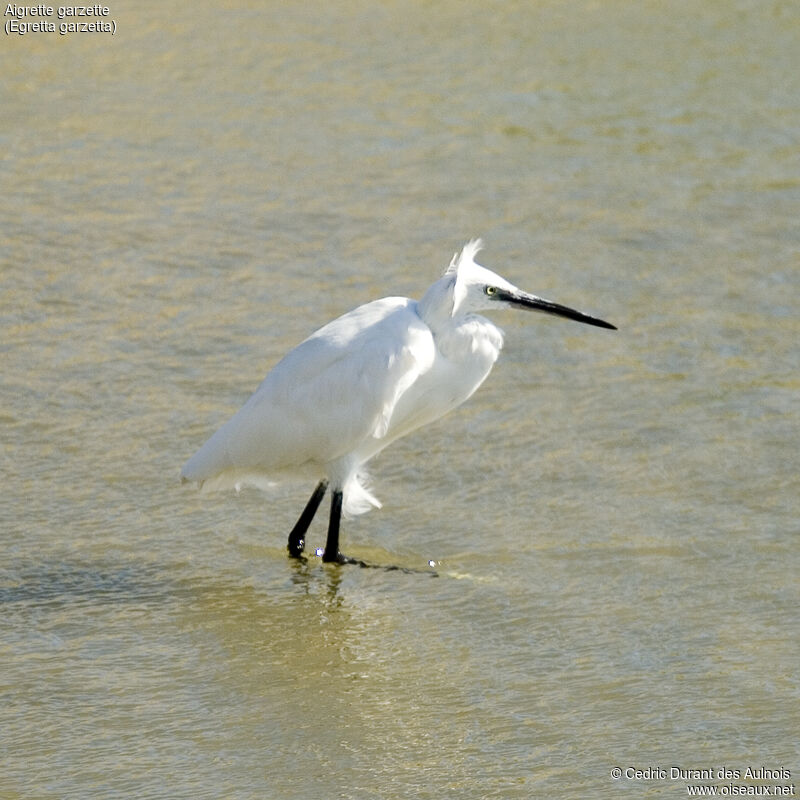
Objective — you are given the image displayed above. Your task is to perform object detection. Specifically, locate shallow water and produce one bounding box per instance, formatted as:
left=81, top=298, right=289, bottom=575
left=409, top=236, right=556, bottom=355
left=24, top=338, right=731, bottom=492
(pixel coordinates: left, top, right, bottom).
left=2, top=1, right=798, bottom=798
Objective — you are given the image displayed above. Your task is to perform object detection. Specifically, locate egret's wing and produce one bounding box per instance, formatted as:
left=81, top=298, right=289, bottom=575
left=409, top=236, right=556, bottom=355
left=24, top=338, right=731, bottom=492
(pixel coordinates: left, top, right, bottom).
left=181, top=297, right=435, bottom=487
left=371, top=317, right=434, bottom=439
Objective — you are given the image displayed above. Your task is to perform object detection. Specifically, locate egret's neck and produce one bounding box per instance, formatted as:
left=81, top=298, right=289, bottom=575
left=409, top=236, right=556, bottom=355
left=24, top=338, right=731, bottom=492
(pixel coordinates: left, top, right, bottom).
left=417, top=275, right=456, bottom=334
left=417, top=277, right=504, bottom=365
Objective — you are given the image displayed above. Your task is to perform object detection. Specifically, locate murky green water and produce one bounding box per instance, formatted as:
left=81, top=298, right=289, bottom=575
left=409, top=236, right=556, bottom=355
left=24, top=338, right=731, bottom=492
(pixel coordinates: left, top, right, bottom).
left=2, top=1, right=798, bottom=798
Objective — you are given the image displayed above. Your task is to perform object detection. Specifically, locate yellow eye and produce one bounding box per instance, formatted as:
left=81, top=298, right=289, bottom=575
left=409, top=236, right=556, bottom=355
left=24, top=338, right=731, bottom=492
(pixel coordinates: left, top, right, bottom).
left=485, top=286, right=497, bottom=296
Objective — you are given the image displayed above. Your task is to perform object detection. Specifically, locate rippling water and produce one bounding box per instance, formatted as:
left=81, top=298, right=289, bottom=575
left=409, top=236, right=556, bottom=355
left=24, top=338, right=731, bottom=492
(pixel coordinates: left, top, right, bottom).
left=2, top=1, right=798, bottom=798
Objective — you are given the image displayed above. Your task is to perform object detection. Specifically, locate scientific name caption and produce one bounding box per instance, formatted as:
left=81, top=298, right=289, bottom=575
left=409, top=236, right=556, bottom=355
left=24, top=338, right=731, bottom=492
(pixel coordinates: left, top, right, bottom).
left=611, top=766, right=795, bottom=797
left=5, top=4, right=116, bottom=36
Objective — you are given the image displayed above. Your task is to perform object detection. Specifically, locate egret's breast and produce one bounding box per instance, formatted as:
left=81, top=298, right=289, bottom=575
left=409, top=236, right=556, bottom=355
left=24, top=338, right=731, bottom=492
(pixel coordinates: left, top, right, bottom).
left=358, top=314, right=504, bottom=458
left=438, top=315, right=504, bottom=366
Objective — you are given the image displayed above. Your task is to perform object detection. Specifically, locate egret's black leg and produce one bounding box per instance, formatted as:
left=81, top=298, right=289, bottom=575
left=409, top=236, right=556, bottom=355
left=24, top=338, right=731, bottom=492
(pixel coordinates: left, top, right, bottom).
left=322, top=489, right=345, bottom=563
left=321, top=491, right=368, bottom=565
left=287, top=480, right=328, bottom=558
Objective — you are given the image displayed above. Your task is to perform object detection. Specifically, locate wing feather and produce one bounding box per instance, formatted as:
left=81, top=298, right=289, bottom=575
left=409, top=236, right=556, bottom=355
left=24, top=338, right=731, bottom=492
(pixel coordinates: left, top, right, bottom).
left=181, top=297, right=435, bottom=488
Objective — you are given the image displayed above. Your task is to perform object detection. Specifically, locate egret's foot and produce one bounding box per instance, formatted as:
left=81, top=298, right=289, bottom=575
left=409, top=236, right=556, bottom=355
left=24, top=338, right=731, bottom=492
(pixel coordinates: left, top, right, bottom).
left=287, top=537, right=305, bottom=559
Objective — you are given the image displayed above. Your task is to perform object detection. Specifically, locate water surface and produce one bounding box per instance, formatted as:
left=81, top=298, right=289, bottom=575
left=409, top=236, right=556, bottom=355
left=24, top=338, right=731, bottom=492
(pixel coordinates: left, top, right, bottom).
left=2, top=1, right=798, bottom=797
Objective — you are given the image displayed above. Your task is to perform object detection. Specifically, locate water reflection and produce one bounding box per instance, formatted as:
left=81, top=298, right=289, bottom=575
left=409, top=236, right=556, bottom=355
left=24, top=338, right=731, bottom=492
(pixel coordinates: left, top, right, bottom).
left=287, top=554, right=347, bottom=607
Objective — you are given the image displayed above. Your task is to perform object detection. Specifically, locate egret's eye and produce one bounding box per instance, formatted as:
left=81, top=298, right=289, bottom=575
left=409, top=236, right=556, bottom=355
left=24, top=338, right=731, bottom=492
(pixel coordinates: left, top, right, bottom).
left=485, top=286, right=498, bottom=296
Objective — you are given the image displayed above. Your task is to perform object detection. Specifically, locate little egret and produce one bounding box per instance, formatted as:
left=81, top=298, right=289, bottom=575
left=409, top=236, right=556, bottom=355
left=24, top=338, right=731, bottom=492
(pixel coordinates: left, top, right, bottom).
left=181, top=240, right=616, bottom=564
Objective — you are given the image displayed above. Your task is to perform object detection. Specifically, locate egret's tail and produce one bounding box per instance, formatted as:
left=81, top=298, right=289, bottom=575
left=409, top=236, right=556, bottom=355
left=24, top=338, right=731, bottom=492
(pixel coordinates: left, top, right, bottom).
left=180, top=467, right=278, bottom=494
left=181, top=461, right=380, bottom=518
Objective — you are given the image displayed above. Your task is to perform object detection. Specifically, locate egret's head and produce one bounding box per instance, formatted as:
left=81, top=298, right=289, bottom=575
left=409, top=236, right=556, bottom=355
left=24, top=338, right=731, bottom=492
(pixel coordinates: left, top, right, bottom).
left=447, top=239, right=616, bottom=329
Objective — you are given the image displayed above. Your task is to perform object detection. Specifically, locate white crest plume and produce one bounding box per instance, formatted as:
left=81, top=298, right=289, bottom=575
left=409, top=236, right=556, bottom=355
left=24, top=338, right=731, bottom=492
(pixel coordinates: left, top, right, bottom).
left=445, top=238, right=484, bottom=275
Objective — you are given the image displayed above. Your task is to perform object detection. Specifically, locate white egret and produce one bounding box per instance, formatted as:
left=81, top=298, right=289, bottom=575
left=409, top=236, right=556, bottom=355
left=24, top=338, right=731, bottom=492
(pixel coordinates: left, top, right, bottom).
left=181, top=240, right=616, bottom=564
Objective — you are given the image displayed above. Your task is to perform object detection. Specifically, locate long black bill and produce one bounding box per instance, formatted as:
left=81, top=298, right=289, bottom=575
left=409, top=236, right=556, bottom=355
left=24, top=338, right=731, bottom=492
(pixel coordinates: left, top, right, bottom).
left=499, top=289, right=617, bottom=330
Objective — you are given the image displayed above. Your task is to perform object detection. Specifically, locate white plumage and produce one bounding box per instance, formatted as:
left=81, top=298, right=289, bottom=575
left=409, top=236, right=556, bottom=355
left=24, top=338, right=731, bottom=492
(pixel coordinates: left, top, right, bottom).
left=181, top=239, right=615, bottom=563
